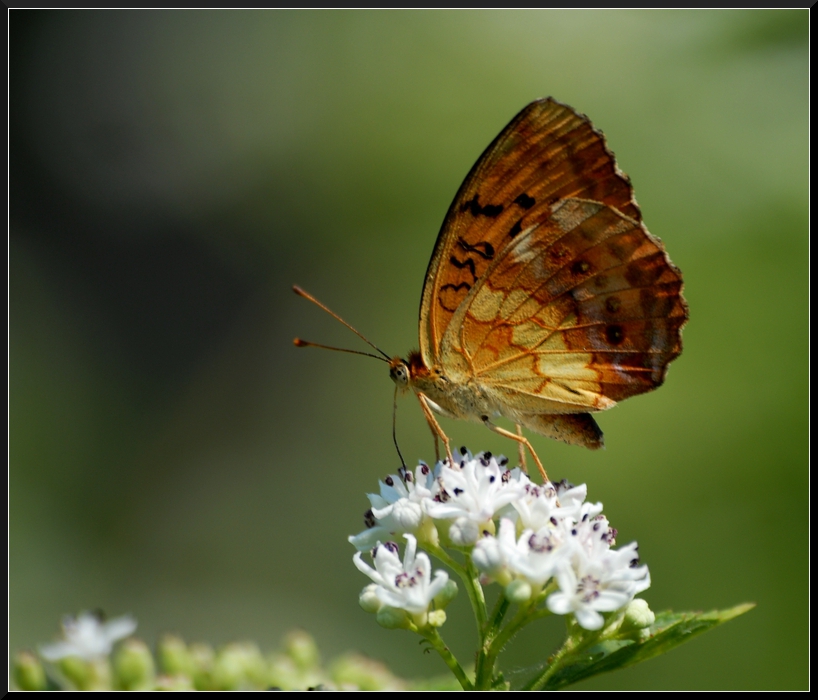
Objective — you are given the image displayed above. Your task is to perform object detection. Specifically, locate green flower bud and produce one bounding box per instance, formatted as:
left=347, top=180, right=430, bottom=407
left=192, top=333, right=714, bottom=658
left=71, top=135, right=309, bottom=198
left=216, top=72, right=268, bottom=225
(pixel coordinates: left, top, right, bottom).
left=375, top=606, right=411, bottom=630
left=211, top=642, right=267, bottom=689
left=267, top=653, right=297, bottom=690
left=157, top=634, right=194, bottom=677
left=113, top=638, right=155, bottom=690
left=284, top=630, right=320, bottom=671
left=58, top=656, right=111, bottom=691
left=416, top=518, right=440, bottom=548
left=238, top=642, right=269, bottom=689
left=617, top=599, right=656, bottom=639
left=268, top=651, right=324, bottom=690
left=427, top=609, right=447, bottom=628
left=211, top=643, right=247, bottom=691
left=13, top=651, right=47, bottom=691
left=188, top=642, right=216, bottom=691
left=359, top=584, right=382, bottom=614
left=505, top=579, right=533, bottom=604
left=433, top=579, right=458, bottom=609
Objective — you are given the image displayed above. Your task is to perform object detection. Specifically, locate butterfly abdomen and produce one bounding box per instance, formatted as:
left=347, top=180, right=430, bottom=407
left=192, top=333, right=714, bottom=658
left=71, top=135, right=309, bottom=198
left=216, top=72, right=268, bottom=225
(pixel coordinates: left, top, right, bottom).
left=517, top=413, right=605, bottom=450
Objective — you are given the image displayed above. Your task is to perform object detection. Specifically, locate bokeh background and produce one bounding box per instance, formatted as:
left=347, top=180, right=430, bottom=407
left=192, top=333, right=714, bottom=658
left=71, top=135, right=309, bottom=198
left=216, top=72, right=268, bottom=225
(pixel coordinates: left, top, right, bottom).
left=10, top=10, right=807, bottom=690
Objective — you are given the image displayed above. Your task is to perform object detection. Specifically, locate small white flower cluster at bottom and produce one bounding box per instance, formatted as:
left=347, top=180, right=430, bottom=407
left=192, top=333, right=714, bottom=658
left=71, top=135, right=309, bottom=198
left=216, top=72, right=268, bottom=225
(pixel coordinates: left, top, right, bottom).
left=350, top=449, right=650, bottom=631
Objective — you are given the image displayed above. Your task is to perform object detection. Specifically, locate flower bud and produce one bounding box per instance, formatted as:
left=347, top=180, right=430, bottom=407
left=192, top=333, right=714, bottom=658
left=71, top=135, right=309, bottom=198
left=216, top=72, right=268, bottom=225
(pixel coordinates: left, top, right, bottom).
left=113, top=638, right=155, bottom=690
left=617, top=599, right=656, bottom=639
left=427, top=610, right=447, bottom=628
left=58, top=656, right=111, bottom=691
left=375, top=606, right=411, bottom=630
left=433, top=579, right=458, bottom=609
left=359, top=584, right=383, bottom=614
left=188, top=642, right=216, bottom=690
left=449, top=517, right=479, bottom=546
left=211, top=643, right=248, bottom=690
left=284, top=630, right=320, bottom=671
left=416, top=518, right=440, bottom=548
left=13, top=651, right=47, bottom=691
left=267, top=653, right=300, bottom=690
left=505, top=579, right=533, bottom=604
left=157, top=634, right=194, bottom=676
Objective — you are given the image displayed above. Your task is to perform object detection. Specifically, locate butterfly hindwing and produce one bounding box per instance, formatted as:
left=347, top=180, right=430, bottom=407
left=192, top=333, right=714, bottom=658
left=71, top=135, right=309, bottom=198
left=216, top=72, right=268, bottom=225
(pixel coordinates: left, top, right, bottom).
left=438, top=198, right=686, bottom=412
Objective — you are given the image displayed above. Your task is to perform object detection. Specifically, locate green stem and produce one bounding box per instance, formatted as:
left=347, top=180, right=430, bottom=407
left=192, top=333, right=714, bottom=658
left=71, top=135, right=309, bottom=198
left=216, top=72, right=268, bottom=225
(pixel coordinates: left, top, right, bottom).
left=523, top=623, right=604, bottom=691
left=478, top=605, right=536, bottom=688
left=477, top=586, right=559, bottom=690
left=487, top=594, right=511, bottom=634
left=419, top=628, right=473, bottom=691
left=520, top=639, right=574, bottom=691
left=473, top=595, right=511, bottom=689
left=463, top=556, right=488, bottom=630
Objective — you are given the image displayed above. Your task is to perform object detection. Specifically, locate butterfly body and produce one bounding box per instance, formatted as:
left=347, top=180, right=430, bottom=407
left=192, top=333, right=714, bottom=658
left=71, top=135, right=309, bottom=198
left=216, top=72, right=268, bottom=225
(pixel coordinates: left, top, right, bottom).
left=393, top=322, right=606, bottom=456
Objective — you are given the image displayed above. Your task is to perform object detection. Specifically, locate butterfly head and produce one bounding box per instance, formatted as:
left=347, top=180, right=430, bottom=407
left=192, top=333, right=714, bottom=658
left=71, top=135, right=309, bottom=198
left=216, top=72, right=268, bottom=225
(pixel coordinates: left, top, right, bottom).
left=388, top=357, right=411, bottom=391
left=390, top=351, right=433, bottom=393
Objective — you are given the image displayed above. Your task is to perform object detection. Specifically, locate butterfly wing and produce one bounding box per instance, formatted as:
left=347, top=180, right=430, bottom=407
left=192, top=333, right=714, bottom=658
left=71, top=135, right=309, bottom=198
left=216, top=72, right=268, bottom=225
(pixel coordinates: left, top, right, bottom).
left=438, top=197, right=686, bottom=414
left=419, top=97, right=642, bottom=367
left=420, top=98, right=687, bottom=417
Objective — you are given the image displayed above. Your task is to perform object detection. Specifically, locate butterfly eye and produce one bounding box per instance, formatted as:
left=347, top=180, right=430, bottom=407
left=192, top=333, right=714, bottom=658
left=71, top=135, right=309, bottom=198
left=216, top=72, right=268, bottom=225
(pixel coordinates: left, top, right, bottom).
left=389, top=363, right=409, bottom=386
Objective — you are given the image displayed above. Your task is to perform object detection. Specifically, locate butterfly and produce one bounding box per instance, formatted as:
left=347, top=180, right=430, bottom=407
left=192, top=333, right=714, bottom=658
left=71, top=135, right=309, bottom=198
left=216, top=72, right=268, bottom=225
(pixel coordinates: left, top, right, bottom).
left=295, top=97, right=687, bottom=481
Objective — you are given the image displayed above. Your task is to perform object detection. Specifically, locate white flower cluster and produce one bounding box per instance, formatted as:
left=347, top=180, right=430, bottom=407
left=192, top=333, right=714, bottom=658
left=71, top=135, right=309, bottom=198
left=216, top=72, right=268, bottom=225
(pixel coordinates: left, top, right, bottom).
left=350, top=450, right=650, bottom=630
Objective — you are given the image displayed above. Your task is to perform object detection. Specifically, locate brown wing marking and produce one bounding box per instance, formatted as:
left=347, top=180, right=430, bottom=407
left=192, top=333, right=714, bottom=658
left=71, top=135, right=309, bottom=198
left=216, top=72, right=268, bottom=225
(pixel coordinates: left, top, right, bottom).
left=420, top=97, right=641, bottom=367
left=440, top=198, right=686, bottom=412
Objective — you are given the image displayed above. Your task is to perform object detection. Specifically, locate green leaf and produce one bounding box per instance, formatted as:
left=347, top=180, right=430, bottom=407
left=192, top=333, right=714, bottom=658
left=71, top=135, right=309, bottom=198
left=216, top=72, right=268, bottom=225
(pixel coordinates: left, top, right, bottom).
left=518, top=603, right=755, bottom=691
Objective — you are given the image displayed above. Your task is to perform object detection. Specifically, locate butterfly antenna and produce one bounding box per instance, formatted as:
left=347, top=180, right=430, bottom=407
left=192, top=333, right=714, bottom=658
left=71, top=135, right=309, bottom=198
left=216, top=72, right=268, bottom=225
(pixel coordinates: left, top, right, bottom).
left=393, top=386, right=407, bottom=471
left=293, top=285, right=391, bottom=360
left=293, top=338, right=388, bottom=362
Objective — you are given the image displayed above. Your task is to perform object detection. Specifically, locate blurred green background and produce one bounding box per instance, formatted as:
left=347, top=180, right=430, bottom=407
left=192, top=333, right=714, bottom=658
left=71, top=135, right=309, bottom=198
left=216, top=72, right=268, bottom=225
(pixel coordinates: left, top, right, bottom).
left=10, top=10, right=807, bottom=690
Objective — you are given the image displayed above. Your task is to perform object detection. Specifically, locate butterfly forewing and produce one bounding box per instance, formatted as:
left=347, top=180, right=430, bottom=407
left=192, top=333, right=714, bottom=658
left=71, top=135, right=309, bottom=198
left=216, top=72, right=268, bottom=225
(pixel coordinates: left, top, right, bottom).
left=420, top=97, right=644, bottom=367
left=424, top=117, right=687, bottom=413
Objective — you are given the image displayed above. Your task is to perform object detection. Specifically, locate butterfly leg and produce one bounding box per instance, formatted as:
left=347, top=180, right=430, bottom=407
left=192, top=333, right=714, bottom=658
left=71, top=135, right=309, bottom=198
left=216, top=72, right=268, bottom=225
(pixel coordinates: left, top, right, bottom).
left=515, top=424, right=527, bottom=471
left=482, top=417, right=549, bottom=483
left=417, top=393, right=454, bottom=465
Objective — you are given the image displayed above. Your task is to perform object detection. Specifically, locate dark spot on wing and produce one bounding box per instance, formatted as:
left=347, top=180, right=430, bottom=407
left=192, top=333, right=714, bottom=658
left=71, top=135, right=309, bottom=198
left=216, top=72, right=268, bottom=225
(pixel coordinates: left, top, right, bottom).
left=514, top=193, right=536, bottom=210
left=605, top=324, right=625, bottom=345
left=508, top=219, right=523, bottom=239
left=571, top=260, right=591, bottom=276
left=460, top=194, right=503, bottom=218
left=605, top=296, right=621, bottom=314
left=449, top=255, right=477, bottom=282
left=457, top=237, right=495, bottom=260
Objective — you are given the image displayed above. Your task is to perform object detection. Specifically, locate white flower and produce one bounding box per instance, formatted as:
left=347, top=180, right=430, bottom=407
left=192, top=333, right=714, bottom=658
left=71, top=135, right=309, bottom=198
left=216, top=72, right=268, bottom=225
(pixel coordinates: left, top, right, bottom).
left=353, top=535, right=449, bottom=619
left=424, top=452, right=526, bottom=533
left=349, top=463, right=438, bottom=552
left=448, top=516, right=480, bottom=546
left=491, top=514, right=572, bottom=588
left=510, top=479, right=590, bottom=532
left=546, top=542, right=650, bottom=631
left=472, top=528, right=508, bottom=583
left=39, top=612, right=137, bottom=661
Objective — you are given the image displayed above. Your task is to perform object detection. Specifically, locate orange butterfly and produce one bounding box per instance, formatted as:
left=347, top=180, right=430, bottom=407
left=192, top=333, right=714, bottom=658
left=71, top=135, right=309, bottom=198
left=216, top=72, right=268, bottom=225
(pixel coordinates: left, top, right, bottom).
left=295, top=97, right=687, bottom=481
